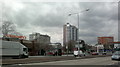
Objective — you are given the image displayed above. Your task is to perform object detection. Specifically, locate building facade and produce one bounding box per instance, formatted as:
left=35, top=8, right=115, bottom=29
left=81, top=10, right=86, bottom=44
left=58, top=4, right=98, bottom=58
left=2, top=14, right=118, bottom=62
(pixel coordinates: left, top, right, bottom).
left=29, top=33, right=40, bottom=41
left=29, top=33, right=51, bottom=55
left=63, top=23, right=78, bottom=52
left=29, top=33, right=50, bottom=45
left=98, top=37, right=114, bottom=49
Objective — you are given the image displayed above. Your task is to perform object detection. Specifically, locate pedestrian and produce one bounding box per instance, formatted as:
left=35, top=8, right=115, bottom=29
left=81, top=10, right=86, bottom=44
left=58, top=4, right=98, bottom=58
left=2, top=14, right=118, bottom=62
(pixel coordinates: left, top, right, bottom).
left=55, top=51, right=58, bottom=56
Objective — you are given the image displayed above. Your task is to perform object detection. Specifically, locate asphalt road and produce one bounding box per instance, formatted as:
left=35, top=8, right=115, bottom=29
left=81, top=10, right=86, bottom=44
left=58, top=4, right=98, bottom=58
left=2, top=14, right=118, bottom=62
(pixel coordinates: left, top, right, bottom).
left=19, top=56, right=119, bottom=65
left=2, top=56, right=120, bottom=67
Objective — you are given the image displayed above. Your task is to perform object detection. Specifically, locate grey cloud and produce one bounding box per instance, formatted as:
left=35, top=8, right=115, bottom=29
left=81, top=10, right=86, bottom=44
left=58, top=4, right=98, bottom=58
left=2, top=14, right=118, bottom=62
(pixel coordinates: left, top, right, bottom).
left=76, top=2, right=118, bottom=44
left=3, top=2, right=118, bottom=44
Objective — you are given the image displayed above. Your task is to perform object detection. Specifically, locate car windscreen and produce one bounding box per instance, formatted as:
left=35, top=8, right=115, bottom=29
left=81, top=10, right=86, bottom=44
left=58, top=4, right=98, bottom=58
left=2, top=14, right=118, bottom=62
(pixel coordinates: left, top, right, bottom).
left=114, top=51, right=120, bottom=55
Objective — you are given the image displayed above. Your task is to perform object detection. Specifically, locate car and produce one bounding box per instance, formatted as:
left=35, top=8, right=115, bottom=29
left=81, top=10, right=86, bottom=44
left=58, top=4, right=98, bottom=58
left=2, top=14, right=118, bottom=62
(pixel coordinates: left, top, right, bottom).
left=92, top=52, right=99, bottom=55
left=74, top=50, right=85, bottom=57
left=46, top=51, right=54, bottom=56
left=102, top=52, right=107, bottom=55
left=111, top=51, right=120, bottom=60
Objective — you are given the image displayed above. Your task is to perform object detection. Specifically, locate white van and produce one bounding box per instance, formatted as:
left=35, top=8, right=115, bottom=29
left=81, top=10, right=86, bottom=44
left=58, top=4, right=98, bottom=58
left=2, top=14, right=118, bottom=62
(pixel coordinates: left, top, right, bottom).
left=74, top=49, right=85, bottom=57
left=0, top=40, right=28, bottom=58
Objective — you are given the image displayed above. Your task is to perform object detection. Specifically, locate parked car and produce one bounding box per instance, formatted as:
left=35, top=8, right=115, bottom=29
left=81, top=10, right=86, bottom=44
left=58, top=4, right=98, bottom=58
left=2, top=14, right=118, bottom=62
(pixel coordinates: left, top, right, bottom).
left=102, top=52, right=107, bottom=55
left=74, top=50, right=85, bottom=57
left=92, top=52, right=99, bottom=55
left=111, top=51, right=120, bottom=60
left=46, top=49, right=62, bottom=56
left=46, top=51, right=54, bottom=56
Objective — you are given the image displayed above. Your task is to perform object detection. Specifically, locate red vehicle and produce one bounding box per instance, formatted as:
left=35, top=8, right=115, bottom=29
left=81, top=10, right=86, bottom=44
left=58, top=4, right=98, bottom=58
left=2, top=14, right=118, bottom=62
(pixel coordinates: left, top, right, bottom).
left=46, top=49, right=62, bottom=56
left=92, top=52, right=99, bottom=55
left=46, top=51, right=54, bottom=56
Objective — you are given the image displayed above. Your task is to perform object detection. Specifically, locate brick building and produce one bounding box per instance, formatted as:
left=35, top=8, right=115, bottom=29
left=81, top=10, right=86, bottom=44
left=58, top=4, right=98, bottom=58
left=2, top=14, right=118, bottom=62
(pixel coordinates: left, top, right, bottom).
left=98, top=37, right=114, bottom=49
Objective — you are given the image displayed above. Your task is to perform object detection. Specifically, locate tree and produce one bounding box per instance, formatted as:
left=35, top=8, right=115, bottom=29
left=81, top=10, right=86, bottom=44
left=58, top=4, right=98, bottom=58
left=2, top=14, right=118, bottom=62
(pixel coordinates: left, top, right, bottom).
left=0, top=20, right=22, bottom=36
left=1, top=20, right=15, bottom=36
left=68, top=40, right=76, bottom=52
left=79, top=40, right=86, bottom=52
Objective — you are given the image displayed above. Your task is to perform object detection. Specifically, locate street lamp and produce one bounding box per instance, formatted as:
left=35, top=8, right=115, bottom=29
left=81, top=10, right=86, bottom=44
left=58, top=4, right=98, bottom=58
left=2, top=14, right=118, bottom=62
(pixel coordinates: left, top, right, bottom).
left=68, top=9, right=90, bottom=58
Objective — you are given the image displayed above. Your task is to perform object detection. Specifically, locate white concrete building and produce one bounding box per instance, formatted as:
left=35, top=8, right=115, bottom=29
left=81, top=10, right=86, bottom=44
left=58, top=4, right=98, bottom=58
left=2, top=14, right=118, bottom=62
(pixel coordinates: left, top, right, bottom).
left=29, top=33, right=50, bottom=45
left=63, top=23, right=78, bottom=47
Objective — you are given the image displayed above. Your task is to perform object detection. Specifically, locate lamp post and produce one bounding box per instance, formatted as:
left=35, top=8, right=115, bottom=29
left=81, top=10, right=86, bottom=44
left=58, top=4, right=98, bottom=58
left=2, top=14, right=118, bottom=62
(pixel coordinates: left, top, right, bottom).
left=68, top=9, right=90, bottom=58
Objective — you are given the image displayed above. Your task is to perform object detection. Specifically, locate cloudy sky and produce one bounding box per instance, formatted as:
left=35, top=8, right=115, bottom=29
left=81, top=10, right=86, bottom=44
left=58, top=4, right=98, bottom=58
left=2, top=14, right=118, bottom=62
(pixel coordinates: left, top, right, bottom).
left=1, top=0, right=119, bottom=45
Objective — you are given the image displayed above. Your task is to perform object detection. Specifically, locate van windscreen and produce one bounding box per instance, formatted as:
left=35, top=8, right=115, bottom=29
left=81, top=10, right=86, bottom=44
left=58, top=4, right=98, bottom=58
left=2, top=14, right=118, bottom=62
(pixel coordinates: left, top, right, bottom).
left=23, top=48, right=27, bottom=52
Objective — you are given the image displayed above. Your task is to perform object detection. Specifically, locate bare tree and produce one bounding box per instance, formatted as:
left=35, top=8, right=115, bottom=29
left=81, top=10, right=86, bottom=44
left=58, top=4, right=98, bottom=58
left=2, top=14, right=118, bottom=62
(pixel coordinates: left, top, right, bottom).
left=68, top=40, right=76, bottom=52
left=0, top=20, right=15, bottom=36
left=0, top=20, right=23, bottom=37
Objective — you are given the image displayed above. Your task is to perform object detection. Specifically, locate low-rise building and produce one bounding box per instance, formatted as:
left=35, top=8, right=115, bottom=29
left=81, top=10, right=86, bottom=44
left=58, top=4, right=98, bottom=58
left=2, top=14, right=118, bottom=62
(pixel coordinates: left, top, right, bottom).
left=29, top=33, right=51, bottom=55
left=98, top=36, right=114, bottom=49
left=29, top=33, right=50, bottom=45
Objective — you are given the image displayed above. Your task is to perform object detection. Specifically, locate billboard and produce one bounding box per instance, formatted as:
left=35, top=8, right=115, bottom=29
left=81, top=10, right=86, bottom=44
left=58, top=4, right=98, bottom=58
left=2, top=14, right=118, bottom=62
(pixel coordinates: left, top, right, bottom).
left=5, top=35, right=26, bottom=39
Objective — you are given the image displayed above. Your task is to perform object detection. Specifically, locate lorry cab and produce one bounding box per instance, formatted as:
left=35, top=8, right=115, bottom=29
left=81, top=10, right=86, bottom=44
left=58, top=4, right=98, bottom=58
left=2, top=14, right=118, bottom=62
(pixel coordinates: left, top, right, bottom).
left=21, top=44, right=28, bottom=58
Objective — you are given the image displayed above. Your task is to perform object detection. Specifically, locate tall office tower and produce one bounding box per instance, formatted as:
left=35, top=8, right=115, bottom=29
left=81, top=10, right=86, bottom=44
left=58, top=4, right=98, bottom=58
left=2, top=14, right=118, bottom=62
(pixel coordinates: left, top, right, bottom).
left=63, top=23, right=78, bottom=50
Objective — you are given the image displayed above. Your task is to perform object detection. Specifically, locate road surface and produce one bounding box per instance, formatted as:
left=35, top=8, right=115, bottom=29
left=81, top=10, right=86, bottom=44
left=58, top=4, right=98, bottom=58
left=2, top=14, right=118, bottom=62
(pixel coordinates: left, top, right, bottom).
left=19, top=56, right=119, bottom=65
left=2, top=56, right=120, bottom=67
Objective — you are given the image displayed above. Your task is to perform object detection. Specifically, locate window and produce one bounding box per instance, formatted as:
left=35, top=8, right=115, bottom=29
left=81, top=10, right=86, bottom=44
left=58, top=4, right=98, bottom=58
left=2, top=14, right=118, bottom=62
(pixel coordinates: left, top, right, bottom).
left=23, top=48, right=28, bottom=52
